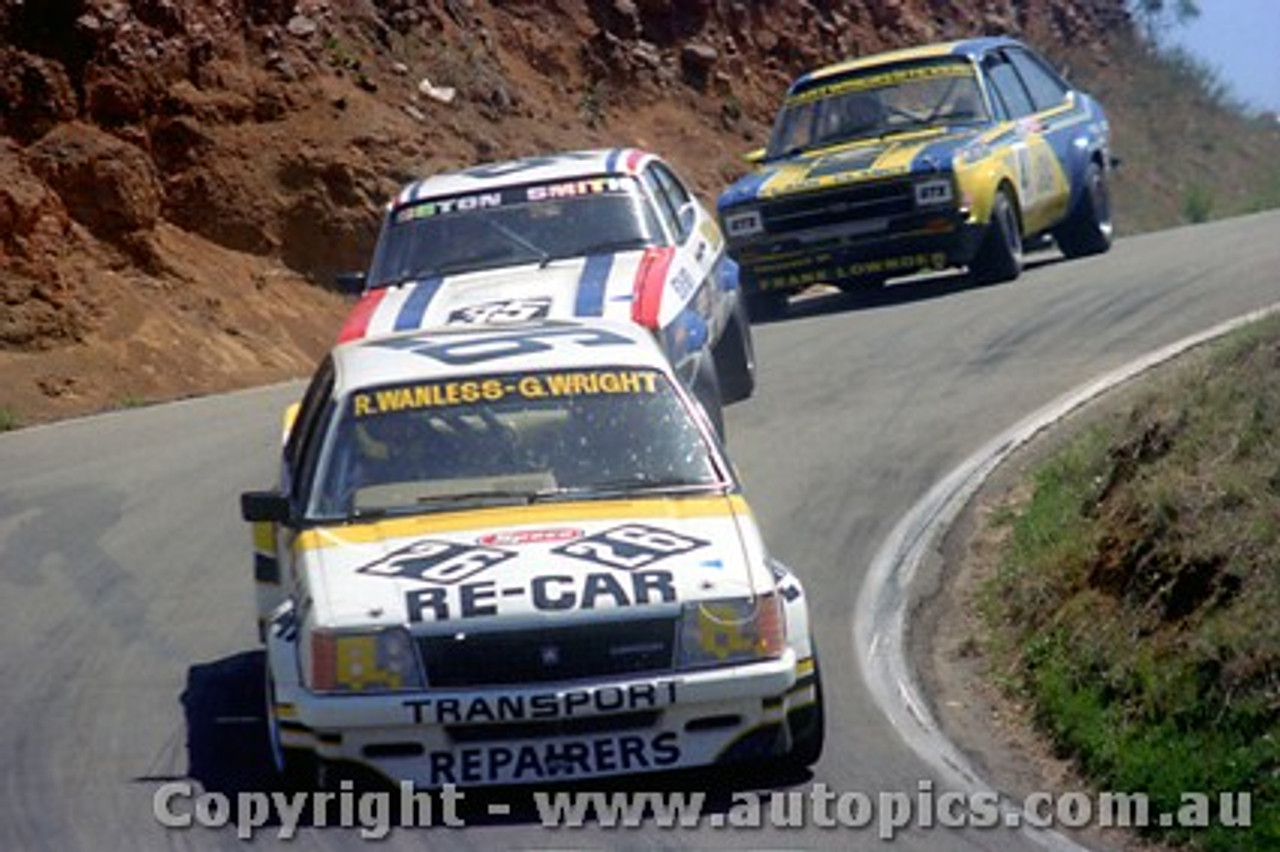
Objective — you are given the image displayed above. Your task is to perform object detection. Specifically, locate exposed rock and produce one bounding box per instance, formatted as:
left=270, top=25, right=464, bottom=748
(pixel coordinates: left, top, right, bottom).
left=680, top=41, right=717, bottom=90
left=26, top=122, right=162, bottom=242
left=0, top=51, right=79, bottom=144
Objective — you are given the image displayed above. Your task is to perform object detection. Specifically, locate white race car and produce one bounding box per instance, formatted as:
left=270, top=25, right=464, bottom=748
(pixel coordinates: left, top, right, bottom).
left=241, top=319, right=821, bottom=789
left=336, top=149, right=756, bottom=435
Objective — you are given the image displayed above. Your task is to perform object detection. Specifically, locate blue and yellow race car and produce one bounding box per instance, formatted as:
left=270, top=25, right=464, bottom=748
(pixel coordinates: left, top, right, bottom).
left=717, top=36, right=1114, bottom=318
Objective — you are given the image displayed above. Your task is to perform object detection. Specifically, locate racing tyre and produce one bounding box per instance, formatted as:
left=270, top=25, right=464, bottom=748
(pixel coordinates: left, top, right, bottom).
left=783, top=651, right=825, bottom=769
left=1053, top=160, right=1113, bottom=258
left=713, top=303, right=756, bottom=405
left=970, top=188, right=1023, bottom=286
left=745, top=289, right=788, bottom=322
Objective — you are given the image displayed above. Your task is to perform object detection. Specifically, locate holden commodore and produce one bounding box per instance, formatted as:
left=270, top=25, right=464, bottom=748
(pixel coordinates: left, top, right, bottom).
left=337, top=149, right=756, bottom=434
left=718, top=36, right=1114, bottom=318
left=240, top=319, right=822, bottom=788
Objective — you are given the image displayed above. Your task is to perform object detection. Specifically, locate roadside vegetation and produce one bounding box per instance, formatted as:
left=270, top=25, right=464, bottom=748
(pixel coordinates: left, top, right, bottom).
left=1064, top=28, right=1280, bottom=235
left=978, top=313, right=1280, bottom=851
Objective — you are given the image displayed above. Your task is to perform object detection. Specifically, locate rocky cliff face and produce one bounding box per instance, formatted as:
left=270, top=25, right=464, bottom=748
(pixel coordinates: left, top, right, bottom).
left=0, top=0, right=1130, bottom=421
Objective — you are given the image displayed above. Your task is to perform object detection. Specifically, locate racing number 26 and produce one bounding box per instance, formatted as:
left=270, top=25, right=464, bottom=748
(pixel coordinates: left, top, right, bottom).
left=557, top=524, right=704, bottom=570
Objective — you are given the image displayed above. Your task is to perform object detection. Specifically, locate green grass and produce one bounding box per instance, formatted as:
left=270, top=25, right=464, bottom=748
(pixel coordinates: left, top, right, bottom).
left=113, top=395, right=151, bottom=410
left=980, top=313, right=1280, bottom=850
left=0, top=407, right=20, bottom=432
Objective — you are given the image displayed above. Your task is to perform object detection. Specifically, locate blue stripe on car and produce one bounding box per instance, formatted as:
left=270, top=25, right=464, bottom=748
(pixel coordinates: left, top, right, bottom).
left=605, top=149, right=624, bottom=173
left=393, top=277, right=444, bottom=330
left=574, top=254, right=613, bottom=316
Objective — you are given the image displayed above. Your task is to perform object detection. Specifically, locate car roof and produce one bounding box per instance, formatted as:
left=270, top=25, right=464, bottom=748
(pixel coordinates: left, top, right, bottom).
left=392, top=148, right=661, bottom=207
left=329, top=318, right=673, bottom=395
left=789, top=36, right=1022, bottom=93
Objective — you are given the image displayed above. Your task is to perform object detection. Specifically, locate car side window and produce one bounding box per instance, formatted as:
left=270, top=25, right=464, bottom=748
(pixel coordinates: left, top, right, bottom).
left=641, top=166, right=680, bottom=242
left=284, top=356, right=335, bottom=498
left=1007, top=48, right=1070, bottom=112
left=651, top=163, right=696, bottom=244
left=983, top=53, right=1036, bottom=120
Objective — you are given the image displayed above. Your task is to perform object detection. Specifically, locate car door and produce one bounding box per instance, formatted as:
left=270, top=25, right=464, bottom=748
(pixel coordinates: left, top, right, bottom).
left=1004, top=46, right=1080, bottom=227
left=639, top=162, right=723, bottom=376
left=640, top=163, right=721, bottom=376
left=980, top=48, right=1071, bottom=235
left=254, top=358, right=336, bottom=624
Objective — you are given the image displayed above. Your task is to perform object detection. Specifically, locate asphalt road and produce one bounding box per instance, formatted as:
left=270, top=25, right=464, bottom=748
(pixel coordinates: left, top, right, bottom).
left=2, top=210, right=1278, bottom=850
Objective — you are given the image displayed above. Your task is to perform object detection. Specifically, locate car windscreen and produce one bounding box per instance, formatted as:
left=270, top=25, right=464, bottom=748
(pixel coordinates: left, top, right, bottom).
left=307, top=366, right=725, bottom=520
left=367, top=176, right=663, bottom=288
left=767, top=59, right=988, bottom=158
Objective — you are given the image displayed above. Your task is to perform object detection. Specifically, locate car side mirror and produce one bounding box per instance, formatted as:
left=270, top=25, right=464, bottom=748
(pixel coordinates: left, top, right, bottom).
left=334, top=271, right=367, bottom=295
left=241, top=490, right=292, bottom=523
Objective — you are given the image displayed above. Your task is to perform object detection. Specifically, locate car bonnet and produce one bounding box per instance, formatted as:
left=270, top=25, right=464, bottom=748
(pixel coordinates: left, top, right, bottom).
left=294, top=494, right=767, bottom=630
left=723, top=126, right=990, bottom=204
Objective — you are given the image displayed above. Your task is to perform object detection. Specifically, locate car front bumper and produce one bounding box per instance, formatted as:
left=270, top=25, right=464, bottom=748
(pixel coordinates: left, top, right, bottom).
left=268, top=630, right=817, bottom=788
left=728, top=209, right=985, bottom=292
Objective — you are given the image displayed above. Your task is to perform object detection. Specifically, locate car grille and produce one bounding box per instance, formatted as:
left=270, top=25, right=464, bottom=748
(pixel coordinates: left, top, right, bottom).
left=419, top=617, right=677, bottom=687
left=760, top=179, right=916, bottom=234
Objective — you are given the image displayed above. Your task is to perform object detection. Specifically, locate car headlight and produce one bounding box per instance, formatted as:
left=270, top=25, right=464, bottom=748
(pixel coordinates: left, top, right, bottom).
left=677, top=593, right=785, bottom=669
left=723, top=208, right=764, bottom=239
left=914, top=178, right=955, bottom=207
left=307, top=627, right=424, bottom=693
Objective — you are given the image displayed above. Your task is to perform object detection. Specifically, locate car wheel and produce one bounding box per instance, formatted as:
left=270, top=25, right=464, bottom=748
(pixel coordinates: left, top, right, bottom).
left=745, top=289, right=788, bottom=322
left=970, top=187, right=1023, bottom=285
left=1054, top=160, right=1113, bottom=258
left=782, top=651, right=825, bottom=769
left=713, top=303, right=756, bottom=405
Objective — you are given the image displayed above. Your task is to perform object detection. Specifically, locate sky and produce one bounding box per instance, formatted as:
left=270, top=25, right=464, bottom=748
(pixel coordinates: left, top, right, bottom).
left=1163, top=0, right=1280, bottom=115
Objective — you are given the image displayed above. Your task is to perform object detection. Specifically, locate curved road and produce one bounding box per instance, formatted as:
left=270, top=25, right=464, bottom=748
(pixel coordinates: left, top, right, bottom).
left=2, top=210, right=1278, bottom=850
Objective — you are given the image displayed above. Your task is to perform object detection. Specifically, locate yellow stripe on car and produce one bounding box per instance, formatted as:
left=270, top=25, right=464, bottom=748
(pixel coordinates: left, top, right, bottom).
left=296, top=495, right=751, bottom=551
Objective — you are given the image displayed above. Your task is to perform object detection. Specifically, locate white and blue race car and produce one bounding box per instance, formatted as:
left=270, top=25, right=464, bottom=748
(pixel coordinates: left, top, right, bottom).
left=338, top=149, right=756, bottom=434
left=242, top=319, right=822, bottom=789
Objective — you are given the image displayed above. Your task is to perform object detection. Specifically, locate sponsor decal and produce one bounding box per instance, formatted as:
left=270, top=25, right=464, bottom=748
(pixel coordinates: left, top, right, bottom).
left=393, top=176, right=635, bottom=224
left=526, top=177, right=631, bottom=200
left=395, top=192, right=503, bottom=222
left=350, top=369, right=660, bottom=417
left=791, top=62, right=974, bottom=105
left=759, top=252, right=948, bottom=289
left=477, top=528, right=583, bottom=547
left=357, top=539, right=516, bottom=585
left=403, top=679, right=678, bottom=724
left=446, top=297, right=552, bottom=326
left=423, top=732, right=680, bottom=785
left=670, top=267, right=697, bottom=301
left=404, top=569, right=678, bottom=621
left=553, top=524, right=708, bottom=570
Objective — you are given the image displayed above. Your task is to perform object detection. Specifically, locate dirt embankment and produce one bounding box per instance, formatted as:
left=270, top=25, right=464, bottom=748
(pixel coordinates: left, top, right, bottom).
left=0, top=0, right=1130, bottom=424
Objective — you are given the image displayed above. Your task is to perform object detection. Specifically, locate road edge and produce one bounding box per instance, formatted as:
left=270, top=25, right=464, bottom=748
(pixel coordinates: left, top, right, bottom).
left=853, top=301, right=1280, bottom=851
